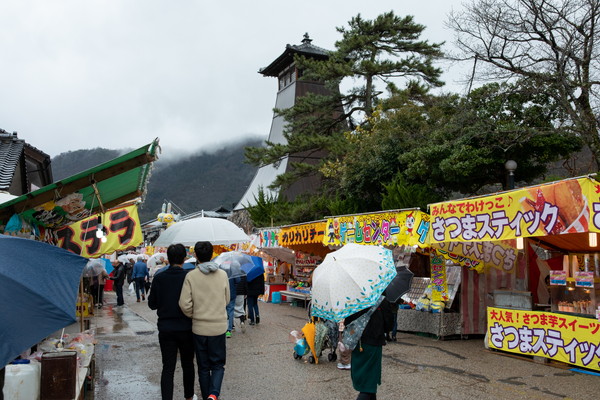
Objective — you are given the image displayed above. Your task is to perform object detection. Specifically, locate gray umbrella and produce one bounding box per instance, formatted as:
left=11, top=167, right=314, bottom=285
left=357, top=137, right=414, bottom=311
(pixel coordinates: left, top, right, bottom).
left=385, top=264, right=414, bottom=303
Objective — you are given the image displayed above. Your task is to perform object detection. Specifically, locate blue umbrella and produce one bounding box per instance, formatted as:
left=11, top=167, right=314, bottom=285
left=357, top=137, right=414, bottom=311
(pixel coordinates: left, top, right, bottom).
left=0, top=235, right=87, bottom=368
left=212, top=251, right=253, bottom=279
left=242, top=256, right=265, bottom=282
left=182, top=262, right=195, bottom=270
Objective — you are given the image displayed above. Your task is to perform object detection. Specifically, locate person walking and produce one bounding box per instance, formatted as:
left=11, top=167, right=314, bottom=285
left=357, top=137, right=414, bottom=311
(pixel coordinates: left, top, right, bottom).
left=225, top=263, right=242, bottom=338
left=148, top=243, right=196, bottom=400
left=234, top=271, right=248, bottom=333
left=179, top=241, right=229, bottom=400
left=109, top=258, right=126, bottom=306
left=246, top=271, right=264, bottom=325
left=91, top=266, right=110, bottom=308
left=344, top=297, right=393, bottom=400
left=132, top=255, right=150, bottom=302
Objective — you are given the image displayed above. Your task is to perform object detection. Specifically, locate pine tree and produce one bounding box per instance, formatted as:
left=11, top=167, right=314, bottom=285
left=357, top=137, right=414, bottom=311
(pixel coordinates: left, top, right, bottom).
left=245, top=11, right=444, bottom=195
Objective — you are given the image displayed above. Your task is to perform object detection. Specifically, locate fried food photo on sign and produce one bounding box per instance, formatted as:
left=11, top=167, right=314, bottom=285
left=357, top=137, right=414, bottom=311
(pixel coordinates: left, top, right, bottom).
left=519, top=180, right=586, bottom=234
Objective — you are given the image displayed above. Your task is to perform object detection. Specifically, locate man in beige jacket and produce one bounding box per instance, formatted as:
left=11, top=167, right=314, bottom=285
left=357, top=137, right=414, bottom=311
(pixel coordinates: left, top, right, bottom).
left=179, top=241, right=229, bottom=400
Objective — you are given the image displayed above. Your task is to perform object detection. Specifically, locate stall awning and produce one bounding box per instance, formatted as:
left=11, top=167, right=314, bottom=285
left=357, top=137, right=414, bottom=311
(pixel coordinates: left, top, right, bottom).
left=255, top=222, right=329, bottom=258
left=0, top=139, right=159, bottom=229
left=428, top=176, right=599, bottom=252
left=323, top=209, right=430, bottom=248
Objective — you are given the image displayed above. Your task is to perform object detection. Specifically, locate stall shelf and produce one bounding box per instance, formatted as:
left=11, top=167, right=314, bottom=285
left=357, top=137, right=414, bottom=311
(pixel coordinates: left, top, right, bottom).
left=550, top=278, right=600, bottom=314
left=396, top=269, right=464, bottom=339
left=278, top=290, right=311, bottom=308
left=397, top=309, right=462, bottom=338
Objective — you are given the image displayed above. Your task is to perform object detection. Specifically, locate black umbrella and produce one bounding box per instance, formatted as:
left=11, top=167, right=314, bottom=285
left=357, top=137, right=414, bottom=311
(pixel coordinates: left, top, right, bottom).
left=385, top=264, right=414, bottom=303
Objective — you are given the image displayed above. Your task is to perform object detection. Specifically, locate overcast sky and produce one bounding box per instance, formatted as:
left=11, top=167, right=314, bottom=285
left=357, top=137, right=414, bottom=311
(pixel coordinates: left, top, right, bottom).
left=0, top=0, right=468, bottom=158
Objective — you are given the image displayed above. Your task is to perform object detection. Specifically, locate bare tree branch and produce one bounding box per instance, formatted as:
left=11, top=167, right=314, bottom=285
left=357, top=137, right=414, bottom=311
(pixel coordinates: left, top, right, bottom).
left=448, top=0, right=600, bottom=167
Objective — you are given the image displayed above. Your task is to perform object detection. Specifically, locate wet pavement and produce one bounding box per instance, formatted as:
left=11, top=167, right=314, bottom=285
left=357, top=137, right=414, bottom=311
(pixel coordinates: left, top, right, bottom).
left=91, top=290, right=600, bottom=399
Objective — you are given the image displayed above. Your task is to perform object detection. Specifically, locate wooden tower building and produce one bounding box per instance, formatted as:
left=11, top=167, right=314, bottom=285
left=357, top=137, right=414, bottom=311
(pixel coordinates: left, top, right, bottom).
left=235, top=34, right=335, bottom=211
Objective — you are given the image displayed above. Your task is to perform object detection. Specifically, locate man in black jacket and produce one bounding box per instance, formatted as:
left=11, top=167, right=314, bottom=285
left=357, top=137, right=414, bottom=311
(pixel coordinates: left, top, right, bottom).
left=148, top=244, right=196, bottom=400
left=109, top=259, right=126, bottom=306
left=247, top=273, right=265, bottom=325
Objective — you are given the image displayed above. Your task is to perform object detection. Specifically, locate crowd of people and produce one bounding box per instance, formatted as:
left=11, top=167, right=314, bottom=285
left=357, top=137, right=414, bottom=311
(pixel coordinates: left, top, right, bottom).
left=86, top=243, right=391, bottom=400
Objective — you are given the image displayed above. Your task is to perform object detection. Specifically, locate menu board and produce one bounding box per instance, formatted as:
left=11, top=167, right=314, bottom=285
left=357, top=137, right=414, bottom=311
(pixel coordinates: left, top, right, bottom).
left=549, top=270, right=567, bottom=286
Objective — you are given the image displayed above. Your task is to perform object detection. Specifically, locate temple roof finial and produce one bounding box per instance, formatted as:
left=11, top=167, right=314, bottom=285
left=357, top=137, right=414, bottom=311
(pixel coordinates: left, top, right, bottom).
left=302, top=33, right=312, bottom=44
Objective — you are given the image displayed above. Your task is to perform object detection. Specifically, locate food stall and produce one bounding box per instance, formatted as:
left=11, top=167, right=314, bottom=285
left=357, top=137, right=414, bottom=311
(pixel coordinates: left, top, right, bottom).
left=278, top=220, right=328, bottom=305
left=253, top=227, right=293, bottom=302
left=429, top=176, right=600, bottom=371
left=0, top=139, right=159, bottom=398
left=320, top=208, right=470, bottom=337
left=254, top=220, right=328, bottom=304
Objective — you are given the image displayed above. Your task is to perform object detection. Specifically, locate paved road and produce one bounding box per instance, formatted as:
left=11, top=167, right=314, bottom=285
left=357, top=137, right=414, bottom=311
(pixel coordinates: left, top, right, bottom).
left=92, top=290, right=600, bottom=400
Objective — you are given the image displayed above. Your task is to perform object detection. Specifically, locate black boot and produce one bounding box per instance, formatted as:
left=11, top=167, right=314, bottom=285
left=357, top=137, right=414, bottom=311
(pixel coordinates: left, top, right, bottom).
left=256, top=315, right=260, bottom=324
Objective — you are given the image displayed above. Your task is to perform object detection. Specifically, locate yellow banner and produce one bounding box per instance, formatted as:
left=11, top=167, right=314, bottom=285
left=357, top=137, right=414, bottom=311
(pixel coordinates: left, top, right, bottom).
left=280, top=222, right=325, bottom=246
left=431, top=240, right=517, bottom=274
left=430, top=177, right=598, bottom=244
left=323, top=210, right=430, bottom=247
left=487, top=307, right=600, bottom=371
left=55, top=204, right=143, bottom=258
left=430, top=250, right=448, bottom=302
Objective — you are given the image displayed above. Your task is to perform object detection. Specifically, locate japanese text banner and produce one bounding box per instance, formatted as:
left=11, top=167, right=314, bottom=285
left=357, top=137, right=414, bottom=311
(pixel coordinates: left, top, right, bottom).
left=430, top=250, right=448, bottom=302
left=431, top=240, right=517, bottom=274
left=256, top=229, right=281, bottom=248
left=430, top=177, right=598, bottom=244
left=488, top=307, right=600, bottom=371
left=323, top=210, right=430, bottom=247
left=280, top=222, right=326, bottom=246
left=55, top=204, right=143, bottom=258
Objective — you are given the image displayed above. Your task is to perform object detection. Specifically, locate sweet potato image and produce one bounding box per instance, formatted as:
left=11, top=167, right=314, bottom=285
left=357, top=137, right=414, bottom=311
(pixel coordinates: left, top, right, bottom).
left=555, top=180, right=585, bottom=226
left=521, top=186, right=566, bottom=234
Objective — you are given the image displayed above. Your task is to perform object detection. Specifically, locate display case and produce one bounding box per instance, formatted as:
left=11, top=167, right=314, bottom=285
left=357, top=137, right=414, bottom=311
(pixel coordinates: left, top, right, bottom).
left=294, top=266, right=315, bottom=284
left=547, top=253, right=600, bottom=315
left=550, top=279, right=600, bottom=315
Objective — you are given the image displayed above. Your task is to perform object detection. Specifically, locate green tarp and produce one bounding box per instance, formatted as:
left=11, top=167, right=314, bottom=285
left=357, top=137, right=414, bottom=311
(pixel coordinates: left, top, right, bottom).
left=0, top=139, right=159, bottom=229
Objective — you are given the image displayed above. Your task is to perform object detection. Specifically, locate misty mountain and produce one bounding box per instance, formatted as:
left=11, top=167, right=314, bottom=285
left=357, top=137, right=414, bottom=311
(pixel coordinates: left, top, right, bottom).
left=51, top=139, right=261, bottom=223
left=52, top=148, right=126, bottom=180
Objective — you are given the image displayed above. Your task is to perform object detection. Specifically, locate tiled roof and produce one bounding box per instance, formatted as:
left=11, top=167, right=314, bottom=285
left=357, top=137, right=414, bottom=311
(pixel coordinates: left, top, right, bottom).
left=0, top=131, right=24, bottom=191
left=287, top=33, right=330, bottom=57
left=259, top=33, right=331, bottom=77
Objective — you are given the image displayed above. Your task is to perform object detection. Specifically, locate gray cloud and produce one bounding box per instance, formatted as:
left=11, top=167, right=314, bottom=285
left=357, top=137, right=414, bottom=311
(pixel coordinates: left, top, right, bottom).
left=0, top=0, right=466, bottom=157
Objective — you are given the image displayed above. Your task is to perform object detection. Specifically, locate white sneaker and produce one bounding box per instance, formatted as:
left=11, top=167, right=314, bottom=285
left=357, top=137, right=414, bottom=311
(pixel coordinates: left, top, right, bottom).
left=337, top=363, right=345, bottom=370
left=344, top=364, right=351, bottom=370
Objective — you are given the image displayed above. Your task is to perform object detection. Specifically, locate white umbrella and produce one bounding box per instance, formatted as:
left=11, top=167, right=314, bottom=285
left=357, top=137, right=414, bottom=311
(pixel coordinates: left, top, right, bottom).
left=147, top=252, right=168, bottom=276
left=153, top=217, right=250, bottom=247
left=311, top=243, right=397, bottom=322
left=82, top=259, right=107, bottom=277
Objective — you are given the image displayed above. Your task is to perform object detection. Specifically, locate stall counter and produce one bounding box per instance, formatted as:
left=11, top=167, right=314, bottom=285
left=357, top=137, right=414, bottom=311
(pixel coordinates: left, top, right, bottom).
left=264, top=282, right=287, bottom=302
